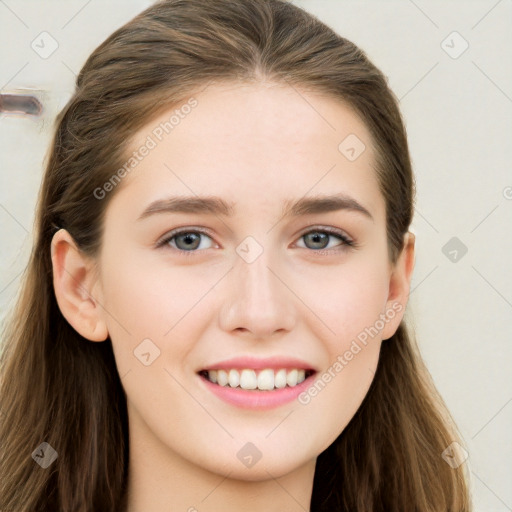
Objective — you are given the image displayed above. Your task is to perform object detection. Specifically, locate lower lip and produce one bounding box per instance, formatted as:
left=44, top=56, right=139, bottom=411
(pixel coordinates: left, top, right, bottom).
left=198, top=373, right=316, bottom=410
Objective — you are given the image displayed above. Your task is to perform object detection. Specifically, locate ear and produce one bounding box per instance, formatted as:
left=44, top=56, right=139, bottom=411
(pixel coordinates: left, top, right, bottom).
left=380, top=231, right=415, bottom=340
left=50, top=229, right=109, bottom=342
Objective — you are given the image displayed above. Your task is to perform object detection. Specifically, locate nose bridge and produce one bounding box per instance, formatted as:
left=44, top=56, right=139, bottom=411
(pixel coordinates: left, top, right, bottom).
left=239, top=249, right=280, bottom=306
left=219, top=242, right=296, bottom=336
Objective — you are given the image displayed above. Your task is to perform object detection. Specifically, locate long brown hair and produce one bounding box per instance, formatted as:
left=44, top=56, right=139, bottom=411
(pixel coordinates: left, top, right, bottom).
left=0, top=0, right=472, bottom=510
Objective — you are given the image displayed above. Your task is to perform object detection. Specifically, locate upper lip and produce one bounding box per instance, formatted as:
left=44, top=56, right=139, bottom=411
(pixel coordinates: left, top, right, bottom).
left=199, top=356, right=317, bottom=372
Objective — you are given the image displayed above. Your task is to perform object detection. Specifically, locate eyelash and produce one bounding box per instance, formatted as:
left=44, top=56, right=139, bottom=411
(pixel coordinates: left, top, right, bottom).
left=156, top=226, right=356, bottom=256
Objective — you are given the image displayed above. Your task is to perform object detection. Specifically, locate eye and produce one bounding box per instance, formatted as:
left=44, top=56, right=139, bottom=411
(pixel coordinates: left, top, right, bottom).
left=296, top=227, right=354, bottom=252
left=156, top=226, right=355, bottom=256
left=156, top=229, right=215, bottom=253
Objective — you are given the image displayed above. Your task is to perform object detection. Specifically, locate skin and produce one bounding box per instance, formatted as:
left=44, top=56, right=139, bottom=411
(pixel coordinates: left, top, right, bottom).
left=51, top=81, right=415, bottom=512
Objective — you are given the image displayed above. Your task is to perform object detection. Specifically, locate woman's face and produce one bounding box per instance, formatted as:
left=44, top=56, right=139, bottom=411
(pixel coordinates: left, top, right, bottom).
left=94, top=81, right=407, bottom=480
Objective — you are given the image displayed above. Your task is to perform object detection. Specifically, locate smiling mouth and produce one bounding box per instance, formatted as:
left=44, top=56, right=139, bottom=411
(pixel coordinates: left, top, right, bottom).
left=198, top=368, right=315, bottom=391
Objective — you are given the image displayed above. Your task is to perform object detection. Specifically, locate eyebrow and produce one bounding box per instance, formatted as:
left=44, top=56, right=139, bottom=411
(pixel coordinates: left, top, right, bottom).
left=282, top=194, right=373, bottom=220
left=137, top=193, right=373, bottom=221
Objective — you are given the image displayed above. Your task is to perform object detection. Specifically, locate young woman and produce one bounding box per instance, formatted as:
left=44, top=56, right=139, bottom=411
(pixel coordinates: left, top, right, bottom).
left=0, top=0, right=472, bottom=510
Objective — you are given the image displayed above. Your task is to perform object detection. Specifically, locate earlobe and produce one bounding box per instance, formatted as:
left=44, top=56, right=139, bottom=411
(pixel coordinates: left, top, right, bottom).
left=51, top=229, right=109, bottom=342
left=381, top=231, right=416, bottom=340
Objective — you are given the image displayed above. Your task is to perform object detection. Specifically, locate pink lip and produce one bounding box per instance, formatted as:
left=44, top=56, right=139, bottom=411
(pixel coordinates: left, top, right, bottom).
left=198, top=371, right=316, bottom=410
left=200, top=356, right=316, bottom=372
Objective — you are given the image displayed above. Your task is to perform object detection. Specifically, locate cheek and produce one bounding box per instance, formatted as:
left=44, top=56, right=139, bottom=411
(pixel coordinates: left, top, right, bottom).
left=98, top=250, right=223, bottom=371
left=291, top=258, right=389, bottom=436
left=294, top=313, right=385, bottom=454
left=294, top=256, right=390, bottom=346
left=334, top=271, right=389, bottom=340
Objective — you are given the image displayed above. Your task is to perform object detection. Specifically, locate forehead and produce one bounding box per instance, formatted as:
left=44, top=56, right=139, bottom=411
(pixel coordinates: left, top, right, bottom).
left=109, top=81, right=383, bottom=220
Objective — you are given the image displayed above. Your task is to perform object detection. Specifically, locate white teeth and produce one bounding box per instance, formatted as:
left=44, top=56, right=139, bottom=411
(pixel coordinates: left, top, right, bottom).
left=286, top=369, right=298, bottom=387
left=228, top=369, right=240, bottom=388
left=274, top=369, right=287, bottom=389
left=217, top=369, right=228, bottom=386
left=239, top=369, right=257, bottom=390
left=205, top=368, right=310, bottom=390
left=257, top=369, right=274, bottom=390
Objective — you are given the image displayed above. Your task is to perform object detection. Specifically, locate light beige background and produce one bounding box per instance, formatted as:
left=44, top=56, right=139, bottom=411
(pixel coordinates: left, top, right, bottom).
left=1, top=1, right=511, bottom=510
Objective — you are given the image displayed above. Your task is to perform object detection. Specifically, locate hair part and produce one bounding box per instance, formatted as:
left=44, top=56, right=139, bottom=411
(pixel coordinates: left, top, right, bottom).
left=1, top=0, right=471, bottom=510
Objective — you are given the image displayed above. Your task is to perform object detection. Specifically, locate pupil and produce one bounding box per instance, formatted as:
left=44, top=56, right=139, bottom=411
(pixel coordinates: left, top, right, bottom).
left=307, top=232, right=327, bottom=249
left=180, top=233, right=199, bottom=249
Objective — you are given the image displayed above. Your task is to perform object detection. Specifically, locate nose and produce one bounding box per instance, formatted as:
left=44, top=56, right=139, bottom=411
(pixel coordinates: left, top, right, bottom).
left=218, top=249, right=296, bottom=339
